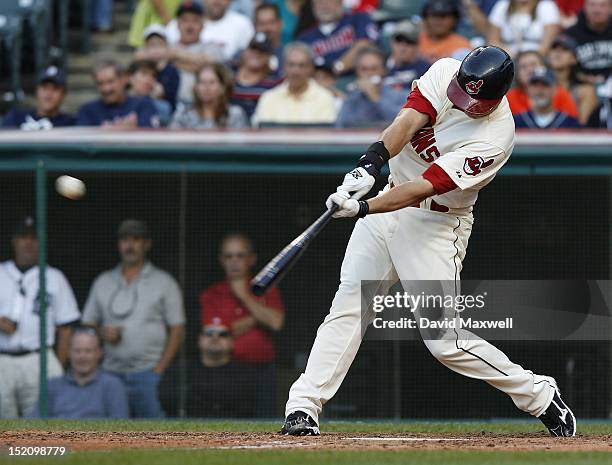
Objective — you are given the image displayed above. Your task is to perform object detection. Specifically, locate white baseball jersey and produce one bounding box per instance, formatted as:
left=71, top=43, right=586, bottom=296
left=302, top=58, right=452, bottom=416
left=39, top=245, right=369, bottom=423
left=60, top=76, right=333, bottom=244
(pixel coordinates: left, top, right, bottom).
left=389, top=57, right=515, bottom=214
left=0, top=261, right=80, bottom=352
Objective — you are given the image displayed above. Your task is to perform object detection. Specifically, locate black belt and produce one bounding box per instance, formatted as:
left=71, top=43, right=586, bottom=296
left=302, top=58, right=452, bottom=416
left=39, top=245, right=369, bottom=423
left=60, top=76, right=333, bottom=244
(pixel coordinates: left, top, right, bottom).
left=0, top=347, right=50, bottom=356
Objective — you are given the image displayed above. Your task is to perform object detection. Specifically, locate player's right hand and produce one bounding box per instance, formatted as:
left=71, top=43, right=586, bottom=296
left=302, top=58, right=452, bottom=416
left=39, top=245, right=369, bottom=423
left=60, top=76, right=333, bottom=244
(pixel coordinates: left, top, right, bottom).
left=326, top=191, right=360, bottom=218
left=336, top=167, right=375, bottom=200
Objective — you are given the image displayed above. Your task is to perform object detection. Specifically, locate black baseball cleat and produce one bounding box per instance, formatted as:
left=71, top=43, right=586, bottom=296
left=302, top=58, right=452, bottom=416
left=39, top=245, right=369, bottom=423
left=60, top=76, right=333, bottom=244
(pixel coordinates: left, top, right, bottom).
left=538, top=389, right=577, bottom=437
left=280, top=411, right=320, bottom=436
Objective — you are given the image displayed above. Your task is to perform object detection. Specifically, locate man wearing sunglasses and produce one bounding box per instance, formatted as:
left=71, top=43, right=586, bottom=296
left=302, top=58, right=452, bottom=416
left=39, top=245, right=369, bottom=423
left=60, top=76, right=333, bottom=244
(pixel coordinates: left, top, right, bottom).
left=199, top=233, right=285, bottom=417
left=385, top=21, right=431, bottom=92
left=82, top=219, right=185, bottom=418
left=188, top=317, right=256, bottom=417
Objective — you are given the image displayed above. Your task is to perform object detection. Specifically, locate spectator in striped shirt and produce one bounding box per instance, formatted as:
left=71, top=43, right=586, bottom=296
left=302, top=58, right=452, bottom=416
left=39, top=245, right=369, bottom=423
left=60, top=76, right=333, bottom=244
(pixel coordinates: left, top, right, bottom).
left=231, top=33, right=284, bottom=120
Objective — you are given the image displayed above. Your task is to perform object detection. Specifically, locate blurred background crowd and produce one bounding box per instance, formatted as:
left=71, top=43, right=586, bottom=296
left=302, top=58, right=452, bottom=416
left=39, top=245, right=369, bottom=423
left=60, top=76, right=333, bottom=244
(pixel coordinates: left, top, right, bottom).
left=0, top=0, right=610, bottom=131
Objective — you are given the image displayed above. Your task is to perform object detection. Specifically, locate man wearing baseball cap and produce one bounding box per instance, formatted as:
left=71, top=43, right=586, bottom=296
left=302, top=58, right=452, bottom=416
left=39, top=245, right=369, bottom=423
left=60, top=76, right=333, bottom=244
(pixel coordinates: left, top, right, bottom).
left=1, top=66, right=76, bottom=130
left=231, top=33, right=284, bottom=120
left=514, top=68, right=581, bottom=128
left=419, top=0, right=472, bottom=63
left=385, top=20, right=431, bottom=91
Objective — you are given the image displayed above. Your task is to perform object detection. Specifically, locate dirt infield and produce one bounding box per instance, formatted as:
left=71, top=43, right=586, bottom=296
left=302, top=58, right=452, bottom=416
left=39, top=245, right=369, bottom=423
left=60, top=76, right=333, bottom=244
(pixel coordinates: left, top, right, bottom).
left=2, top=431, right=611, bottom=452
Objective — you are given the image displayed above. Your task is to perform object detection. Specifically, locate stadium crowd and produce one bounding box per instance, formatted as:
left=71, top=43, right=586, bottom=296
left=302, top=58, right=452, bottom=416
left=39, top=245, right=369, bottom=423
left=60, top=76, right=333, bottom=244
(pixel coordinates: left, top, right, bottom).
left=1, top=0, right=611, bottom=131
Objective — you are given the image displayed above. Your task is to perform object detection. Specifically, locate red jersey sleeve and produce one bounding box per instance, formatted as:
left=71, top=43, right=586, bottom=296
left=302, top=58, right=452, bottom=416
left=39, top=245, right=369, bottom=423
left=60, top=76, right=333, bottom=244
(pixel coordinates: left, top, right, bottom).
left=422, top=163, right=458, bottom=194
left=403, top=85, right=437, bottom=125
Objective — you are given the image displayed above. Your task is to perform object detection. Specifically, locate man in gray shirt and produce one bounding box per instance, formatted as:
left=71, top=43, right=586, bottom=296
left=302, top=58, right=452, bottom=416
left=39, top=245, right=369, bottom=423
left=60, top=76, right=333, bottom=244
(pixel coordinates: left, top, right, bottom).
left=82, top=219, right=185, bottom=418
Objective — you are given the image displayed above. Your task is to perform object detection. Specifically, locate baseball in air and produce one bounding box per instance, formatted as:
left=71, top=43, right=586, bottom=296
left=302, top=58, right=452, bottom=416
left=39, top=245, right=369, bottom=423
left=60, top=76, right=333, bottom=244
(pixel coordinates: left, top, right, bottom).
left=55, top=175, right=86, bottom=200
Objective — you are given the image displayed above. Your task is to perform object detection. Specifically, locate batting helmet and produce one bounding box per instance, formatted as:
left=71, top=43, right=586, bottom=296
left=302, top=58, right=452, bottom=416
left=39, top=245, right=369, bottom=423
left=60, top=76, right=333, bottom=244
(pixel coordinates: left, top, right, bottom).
left=447, top=46, right=514, bottom=118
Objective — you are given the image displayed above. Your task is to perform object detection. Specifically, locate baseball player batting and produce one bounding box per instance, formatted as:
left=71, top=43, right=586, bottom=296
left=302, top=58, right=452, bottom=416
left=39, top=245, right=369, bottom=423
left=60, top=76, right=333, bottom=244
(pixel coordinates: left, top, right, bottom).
left=281, top=46, right=576, bottom=438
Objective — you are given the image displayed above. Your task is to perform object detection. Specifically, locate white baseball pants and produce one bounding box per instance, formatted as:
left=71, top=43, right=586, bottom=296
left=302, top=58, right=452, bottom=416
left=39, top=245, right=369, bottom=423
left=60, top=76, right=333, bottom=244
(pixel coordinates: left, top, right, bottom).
left=286, top=206, right=556, bottom=423
left=0, top=349, right=63, bottom=417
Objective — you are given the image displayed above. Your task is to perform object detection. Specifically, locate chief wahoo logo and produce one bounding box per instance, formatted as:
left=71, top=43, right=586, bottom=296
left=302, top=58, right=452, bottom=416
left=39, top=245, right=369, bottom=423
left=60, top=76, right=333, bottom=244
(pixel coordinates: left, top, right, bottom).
left=465, top=79, right=484, bottom=95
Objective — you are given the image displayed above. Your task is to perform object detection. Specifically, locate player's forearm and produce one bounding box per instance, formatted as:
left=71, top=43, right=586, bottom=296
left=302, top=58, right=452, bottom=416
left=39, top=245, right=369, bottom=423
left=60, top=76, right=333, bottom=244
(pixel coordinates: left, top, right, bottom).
left=366, top=177, right=435, bottom=214
left=154, top=325, right=185, bottom=374
left=380, top=109, right=429, bottom=157
left=242, top=297, right=285, bottom=331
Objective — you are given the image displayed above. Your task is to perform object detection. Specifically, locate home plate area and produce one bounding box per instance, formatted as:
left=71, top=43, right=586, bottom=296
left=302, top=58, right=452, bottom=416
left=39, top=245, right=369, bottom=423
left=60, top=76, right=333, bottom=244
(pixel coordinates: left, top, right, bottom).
left=2, top=431, right=610, bottom=452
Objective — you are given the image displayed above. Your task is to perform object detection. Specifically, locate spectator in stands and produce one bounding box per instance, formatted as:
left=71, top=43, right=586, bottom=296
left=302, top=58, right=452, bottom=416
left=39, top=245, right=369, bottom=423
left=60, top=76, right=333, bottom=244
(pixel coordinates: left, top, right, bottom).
left=458, top=0, right=496, bottom=38
left=163, top=2, right=224, bottom=105
left=201, top=0, right=255, bottom=61
left=231, top=33, right=284, bottom=120
left=2, top=67, right=75, bottom=130
left=313, top=57, right=345, bottom=108
left=254, top=3, right=284, bottom=73
left=506, top=50, right=579, bottom=117
left=199, top=233, right=285, bottom=417
left=0, top=216, right=80, bottom=418
left=30, top=328, right=129, bottom=419
left=187, top=318, right=256, bottom=417
left=170, top=63, right=249, bottom=128
left=77, top=60, right=161, bottom=128
left=137, top=25, right=181, bottom=110
left=565, top=0, right=612, bottom=86
left=488, top=0, right=562, bottom=57
left=419, top=0, right=472, bottom=62
left=270, top=0, right=314, bottom=45
left=337, top=47, right=407, bottom=128
left=129, top=0, right=181, bottom=47
left=547, top=34, right=599, bottom=124
left=298, top=0, right=379, bottom=75
left=128, top=60, right=173, bottom=126
left=167, top=0, right=255, bottom=60
left=587, top=96, right=612, bottom=127
left=384, top=20, right=431, bottom=91
left=514, top=68, right=581, bottom=127
left=82, top=219, right=186, bottom=418
left=252, top=43, right=337, bottom=126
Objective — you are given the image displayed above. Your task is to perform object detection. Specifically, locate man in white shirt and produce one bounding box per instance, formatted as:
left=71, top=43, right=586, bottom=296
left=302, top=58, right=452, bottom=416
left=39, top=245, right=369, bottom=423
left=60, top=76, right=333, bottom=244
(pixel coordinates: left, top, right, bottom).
left=0, top=216, right=80, bottom=418
left=252, top=42, right=338, bottom=127
left=163, top=1, right=224, bottom=104
left=166, top=0, right=254, bottom=62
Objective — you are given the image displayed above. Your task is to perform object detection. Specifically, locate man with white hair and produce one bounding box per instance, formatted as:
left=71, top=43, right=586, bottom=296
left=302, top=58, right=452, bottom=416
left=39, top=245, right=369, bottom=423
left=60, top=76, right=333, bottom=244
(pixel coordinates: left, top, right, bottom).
left=252, top=43, right=337, bottom=126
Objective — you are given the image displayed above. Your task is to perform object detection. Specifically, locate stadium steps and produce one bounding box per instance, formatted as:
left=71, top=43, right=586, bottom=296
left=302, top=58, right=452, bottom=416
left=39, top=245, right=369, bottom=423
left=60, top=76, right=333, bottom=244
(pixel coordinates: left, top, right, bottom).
left=62, top=2, right=135, bottom=113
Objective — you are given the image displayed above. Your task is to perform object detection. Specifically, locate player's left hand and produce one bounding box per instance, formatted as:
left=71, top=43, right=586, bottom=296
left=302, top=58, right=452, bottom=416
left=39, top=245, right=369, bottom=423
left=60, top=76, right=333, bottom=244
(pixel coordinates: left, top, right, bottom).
left=326, top=191, right=360, bottom=218
left=337, top=167, right=375, bottom=200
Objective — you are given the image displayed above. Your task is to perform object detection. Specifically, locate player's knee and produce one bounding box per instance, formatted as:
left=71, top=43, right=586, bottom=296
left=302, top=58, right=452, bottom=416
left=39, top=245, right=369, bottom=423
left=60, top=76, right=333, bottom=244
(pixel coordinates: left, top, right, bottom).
left=424, top=339, right=457, bottom=361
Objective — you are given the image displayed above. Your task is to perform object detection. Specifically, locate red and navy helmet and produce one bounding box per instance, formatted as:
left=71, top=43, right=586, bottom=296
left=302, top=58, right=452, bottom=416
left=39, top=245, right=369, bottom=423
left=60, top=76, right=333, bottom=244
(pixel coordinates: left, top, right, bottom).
left=447, top=46, right=514, bottom=118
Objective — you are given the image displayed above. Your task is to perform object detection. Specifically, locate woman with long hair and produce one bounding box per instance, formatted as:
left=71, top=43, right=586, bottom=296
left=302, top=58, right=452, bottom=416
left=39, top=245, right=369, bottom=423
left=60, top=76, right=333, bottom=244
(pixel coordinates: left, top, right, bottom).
left=170, top=63, right=249, bottom=129
left=547, top=35, right=598, bottom=125
left=488, top=0, right=561, bottom=56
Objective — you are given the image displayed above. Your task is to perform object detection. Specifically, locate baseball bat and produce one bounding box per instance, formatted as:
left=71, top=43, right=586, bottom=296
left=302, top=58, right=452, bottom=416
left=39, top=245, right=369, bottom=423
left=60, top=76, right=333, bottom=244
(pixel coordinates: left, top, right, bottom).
left=251, top=204, right=339, bottom=296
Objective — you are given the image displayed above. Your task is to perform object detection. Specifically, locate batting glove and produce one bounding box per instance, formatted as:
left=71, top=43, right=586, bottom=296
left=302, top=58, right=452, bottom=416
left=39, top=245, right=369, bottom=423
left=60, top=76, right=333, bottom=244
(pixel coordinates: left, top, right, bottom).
left=326, top=192, right=369, bottom=218
left=336, top=167, right=375, bottom=200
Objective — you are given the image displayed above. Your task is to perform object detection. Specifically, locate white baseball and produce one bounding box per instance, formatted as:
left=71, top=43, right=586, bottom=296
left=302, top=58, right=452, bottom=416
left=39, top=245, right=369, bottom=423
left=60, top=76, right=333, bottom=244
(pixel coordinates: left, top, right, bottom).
left=55, top=175, right=86, bottom=200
